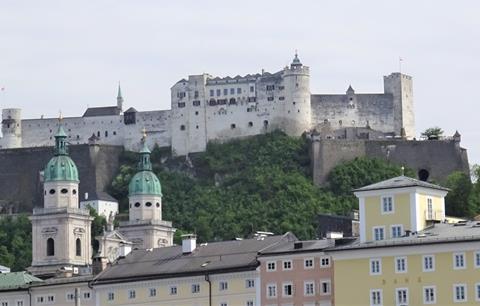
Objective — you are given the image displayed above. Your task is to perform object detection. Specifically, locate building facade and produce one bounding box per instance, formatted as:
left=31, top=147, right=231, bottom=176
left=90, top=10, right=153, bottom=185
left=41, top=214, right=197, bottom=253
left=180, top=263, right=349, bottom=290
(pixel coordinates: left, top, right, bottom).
left=0, top=54, right=414, bottom=156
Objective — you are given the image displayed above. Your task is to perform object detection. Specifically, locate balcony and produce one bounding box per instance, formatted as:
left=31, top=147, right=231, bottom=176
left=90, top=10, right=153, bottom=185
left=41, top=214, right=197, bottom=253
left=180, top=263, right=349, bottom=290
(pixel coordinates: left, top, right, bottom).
left=425, top=210, right=443, bottom=221
left=33, top=207, right=91, bottom=216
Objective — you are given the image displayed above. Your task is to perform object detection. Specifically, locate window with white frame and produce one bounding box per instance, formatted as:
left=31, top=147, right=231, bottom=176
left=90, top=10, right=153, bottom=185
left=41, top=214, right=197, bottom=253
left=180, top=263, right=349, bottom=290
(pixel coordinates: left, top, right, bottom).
left=220, top=303, right=227, bottom=306
left=391, top=225, right=403, bottom=238
left=83, top=291, right=91, bottom=300
left=267, top=284, right=277, bottom=298
left=1, top=302, right=7, bottom=306
left=304, top=258, right=314, bottom=269
left=192, top=284, right=200, bottom=293
left=373, top=227, right=385, bottom=241
left=47, top=296, right=54, bottom=303
left=304, top=281, right=315, bottom=296
left=395, top=257, right=407, bottom=273
left=427, top=198, right=433, bottom=219
left=267, top=261, right=276, bottom=271
left=219, top=281, right=228, bottom=291
left=423, top=255, right=435, bottom=272
left=149, top=288, right=156, bottom=297
left=246, top=279, right=255, bottom=288
left=107, top=292, right=115, bottom=301
left=320, top=256, right=330, bottom=267
left=475, top=251, right=480, bottom=268
left=320, top=280, right=331, bottom=295
left=16, top=302, right=24, bottom=306
left=454, top=284, right=467, bottom=302
left=395, top=288, right=408, bottom=305
left=370, top=289, right=382, bottom=306
left=283, top=282, right=293, bottom=297
left=453, top=253, right=466, bottom=269
left=170, top=285, right=177, bottom=295
left=36, top=297, right=44, bottom=304
left=423, top=286, right=436, bottom=304
left=283, top=260, right=292, bottom=270
left=476, top=283, right=480, bottom=301
left=128, top=289, right=136, bottom=299
left=246, top=301, right=254, bottom=306
left=66, top=292, right=75, bottom=301
left=370, top=258, right=382, bottom=275
left=381, top=196, right=394, bottom=213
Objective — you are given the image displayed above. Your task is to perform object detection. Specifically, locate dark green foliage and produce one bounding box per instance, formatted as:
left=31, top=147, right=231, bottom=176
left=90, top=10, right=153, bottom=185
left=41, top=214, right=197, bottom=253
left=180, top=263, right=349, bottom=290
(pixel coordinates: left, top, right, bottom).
left=0, top=215, right=32, bottom=271
left=445, top=171, right=474, bottom=217
left=421, top=127, right=444, bottom=139
left=87, top=206, right=107, bottom=254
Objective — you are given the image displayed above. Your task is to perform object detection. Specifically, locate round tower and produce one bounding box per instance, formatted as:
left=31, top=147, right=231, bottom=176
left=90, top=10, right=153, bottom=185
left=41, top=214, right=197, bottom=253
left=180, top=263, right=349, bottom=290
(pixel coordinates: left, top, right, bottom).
left=128, top=136, right=163, bottom=221
left=43, top=123, right=79, bottom=209
left=1, top=108, right=22, bottom=148
left=282, top=52, right=311, bottom=136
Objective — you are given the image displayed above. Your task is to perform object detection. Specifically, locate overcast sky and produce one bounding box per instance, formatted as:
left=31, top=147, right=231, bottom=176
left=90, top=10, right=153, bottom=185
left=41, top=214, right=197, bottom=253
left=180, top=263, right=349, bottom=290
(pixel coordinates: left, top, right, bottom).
left=1, top=1, right=479, bottom=164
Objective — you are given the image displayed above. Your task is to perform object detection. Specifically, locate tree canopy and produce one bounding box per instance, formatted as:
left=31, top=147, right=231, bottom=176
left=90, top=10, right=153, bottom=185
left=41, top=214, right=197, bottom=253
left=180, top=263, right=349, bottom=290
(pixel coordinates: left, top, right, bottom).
left=421, top=127, right=444, bottom=139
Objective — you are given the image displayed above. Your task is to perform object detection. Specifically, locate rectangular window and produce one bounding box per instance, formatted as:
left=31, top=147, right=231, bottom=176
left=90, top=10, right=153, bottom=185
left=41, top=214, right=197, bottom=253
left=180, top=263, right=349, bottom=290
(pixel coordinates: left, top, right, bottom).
left=304, top=281, right=315, bottom=296
left=47, top=296, right=54, bottom=303
left=427, top=198, right=433, bottom=219
left=453, top=253, right=466, bottom=269
left=223, top=88, right=228, bottom=95
left=370, top=289, right=382, bottom=306
left=267, top=261, right=276, bottom=271
left=278, top=96, right=285, bottom=100
left=283, top=283, right=293, bottom=297
left=128, top=290, right=136, bottom=299
left=230, top=88, right=235, bottom=94
left=267, top=284, right=277, bottom=298
left=395, top=257, right=407, bottom=273
left=210, top=89, right=214, bottom=97
left=16, top=302, right=23, bottom=306
left=220, top=303, right=227, bottom=306
left=266, top=85, right=275, bottom=91
left=216, top=89, right=221, bottom=96
left=395, top=288, right=408, bottom=305
left=149, top=288, right=156, bottom=297
left=66, top=293, right=75, bottom=301
left=237, top=88, right=242, bottom=94
left=370, top=258, right=382, bottom=275
left=454, top=284, right=467, bottom=302
left=1, top=302, right=7, bottom=306
left=320, top=280, right=331, bottom=295
left=178, top=102, right=186, bottom=108
left=246, top=301, right=254, bottom=306
left=246, top=279, right=255, bottom=288
left=476, top=283, right=480, bottom=301
left=320, top=256, right=330, bottom=267
left=423, top=255, right=435, bottom=272
left=83, top=291, right=91, bottom=299
left=36, top=297, right=44, bottom=304
left=219, top=281, right=228, bottom=291
left=373, top=227, right=385, bottom=241
left=424, top=286, right=436, bottom=304
left=193, top=100, right=201, bottom=106
left=283, top=260, right=292, bottom=270
left=250, top=86, right=254, bottom=93
left=391, top=225, right=403, bottom=238
left=107, top=292, right=114, bottom=301
left=192, top=284, right=200, bottom=293
left=304, top=258, right=314, bottom=268
left=475, top=251, right=480, bottom=268
left=194, top=90, right=199, bottom=98
left=381, top=196, right=394, bottom=213
left=170, top=286, right=177, bottom=295
left=267, top=96, right=274, bottom=101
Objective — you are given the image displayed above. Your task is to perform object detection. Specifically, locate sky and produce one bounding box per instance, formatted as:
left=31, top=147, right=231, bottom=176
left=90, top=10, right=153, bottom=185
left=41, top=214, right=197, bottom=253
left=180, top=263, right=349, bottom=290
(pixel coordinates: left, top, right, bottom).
left=0, top=1, right=479, bottom=164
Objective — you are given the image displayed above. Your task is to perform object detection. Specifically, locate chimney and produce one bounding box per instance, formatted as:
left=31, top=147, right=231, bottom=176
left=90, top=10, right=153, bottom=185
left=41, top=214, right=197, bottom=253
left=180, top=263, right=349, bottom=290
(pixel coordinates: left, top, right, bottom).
left=182, top=234, right=197, bottom=254
left=84, top=192, right=89, bottom=200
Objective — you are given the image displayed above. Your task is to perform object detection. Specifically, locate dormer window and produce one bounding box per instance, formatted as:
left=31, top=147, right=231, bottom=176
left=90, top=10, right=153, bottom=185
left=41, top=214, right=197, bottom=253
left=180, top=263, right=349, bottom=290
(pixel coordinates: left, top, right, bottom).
left=381, top=196, right=394, bottom=214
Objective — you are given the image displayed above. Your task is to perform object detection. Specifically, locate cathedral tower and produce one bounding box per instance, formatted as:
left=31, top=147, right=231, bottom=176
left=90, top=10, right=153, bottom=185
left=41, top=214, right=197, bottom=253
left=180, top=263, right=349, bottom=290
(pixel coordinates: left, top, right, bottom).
left=119, top=132, right=175, bottom=249
left=29, top=121, right=93, bottom=277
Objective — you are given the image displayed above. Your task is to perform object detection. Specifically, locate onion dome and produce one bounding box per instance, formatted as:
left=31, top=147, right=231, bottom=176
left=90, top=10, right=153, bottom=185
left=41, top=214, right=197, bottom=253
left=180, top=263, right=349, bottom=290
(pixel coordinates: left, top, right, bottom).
left=291, top=51, right=302, bottom=67
left=128, top=139, right=162, bottom=196
left=44, top=124, right=79, bottom=182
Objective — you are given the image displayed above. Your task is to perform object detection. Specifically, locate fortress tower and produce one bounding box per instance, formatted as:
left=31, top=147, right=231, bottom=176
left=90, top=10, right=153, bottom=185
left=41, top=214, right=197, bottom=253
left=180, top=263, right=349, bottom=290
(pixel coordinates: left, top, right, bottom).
left=1, top=108, right=22, bottom=148
left=383, top=73, right=415, bottom=138
left=281, top=52, right=311, bottom=136
left=119, top=133, right=175, bottom=249
left=29, top=121, right=93, bottom=277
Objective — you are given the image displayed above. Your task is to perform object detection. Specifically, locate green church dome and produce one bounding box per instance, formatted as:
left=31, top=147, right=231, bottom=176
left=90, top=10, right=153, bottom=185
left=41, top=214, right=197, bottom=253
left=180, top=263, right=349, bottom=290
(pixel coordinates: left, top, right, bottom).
left=128, top=140, right=162, bottom=196
left=44, top=125, right=79, bottom=182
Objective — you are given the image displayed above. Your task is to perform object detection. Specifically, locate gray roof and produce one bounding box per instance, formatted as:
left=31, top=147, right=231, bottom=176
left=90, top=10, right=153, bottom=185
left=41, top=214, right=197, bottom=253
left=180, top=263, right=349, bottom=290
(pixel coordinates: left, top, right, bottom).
left=83, top=106, right=120, bottom=117
left=259, top=239, right=333, bottom=256
left=93, top=233, right=296, bottom=284
left=124, top=107, right=137, bottom=113
left=328, top=221, right=480, bottom=252
left=81, top=191, right=117, bottom=202
left=353, top=176, right=449, bottom=192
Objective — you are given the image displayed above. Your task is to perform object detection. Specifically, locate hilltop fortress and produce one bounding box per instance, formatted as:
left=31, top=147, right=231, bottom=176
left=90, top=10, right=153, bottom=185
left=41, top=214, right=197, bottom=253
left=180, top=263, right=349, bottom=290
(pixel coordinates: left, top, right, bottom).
left=0, top=53, right=414, bottom=155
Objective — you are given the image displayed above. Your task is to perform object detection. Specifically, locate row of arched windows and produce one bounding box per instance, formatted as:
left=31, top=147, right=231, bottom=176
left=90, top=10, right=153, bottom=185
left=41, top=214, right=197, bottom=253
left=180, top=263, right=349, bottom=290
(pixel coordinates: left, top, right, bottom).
left=45, top=188, right=77, bottom=195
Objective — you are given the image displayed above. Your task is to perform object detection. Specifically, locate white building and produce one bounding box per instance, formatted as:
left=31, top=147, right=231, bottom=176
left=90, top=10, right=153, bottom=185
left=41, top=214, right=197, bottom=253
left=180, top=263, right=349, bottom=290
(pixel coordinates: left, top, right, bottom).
left=80, top=191, right=118, bottom=219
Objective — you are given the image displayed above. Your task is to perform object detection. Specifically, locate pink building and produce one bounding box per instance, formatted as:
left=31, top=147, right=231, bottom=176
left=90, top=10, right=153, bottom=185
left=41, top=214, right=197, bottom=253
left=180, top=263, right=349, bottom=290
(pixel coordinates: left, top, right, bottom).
left=258, top=239, right=334, bottom=306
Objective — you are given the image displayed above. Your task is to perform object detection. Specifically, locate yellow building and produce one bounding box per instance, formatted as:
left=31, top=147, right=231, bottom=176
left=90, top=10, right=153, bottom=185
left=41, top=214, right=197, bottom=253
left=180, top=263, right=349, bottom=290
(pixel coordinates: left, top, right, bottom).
left=329, top=175, right=480, bottom=306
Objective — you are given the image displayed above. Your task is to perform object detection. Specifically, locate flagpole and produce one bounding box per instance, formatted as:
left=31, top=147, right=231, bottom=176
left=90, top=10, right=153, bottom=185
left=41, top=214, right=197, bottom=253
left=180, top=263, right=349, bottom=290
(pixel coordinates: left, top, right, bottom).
left=399, top=57, right=403, bottom=73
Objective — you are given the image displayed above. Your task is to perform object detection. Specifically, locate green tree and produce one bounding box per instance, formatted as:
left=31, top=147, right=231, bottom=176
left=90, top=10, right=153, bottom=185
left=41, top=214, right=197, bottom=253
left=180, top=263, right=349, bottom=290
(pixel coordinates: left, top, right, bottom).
left=87, top=206, right=107, bottom=254
left=445, top=171, right=474, bottom=217
left=421, top=127, right=444, bottom=139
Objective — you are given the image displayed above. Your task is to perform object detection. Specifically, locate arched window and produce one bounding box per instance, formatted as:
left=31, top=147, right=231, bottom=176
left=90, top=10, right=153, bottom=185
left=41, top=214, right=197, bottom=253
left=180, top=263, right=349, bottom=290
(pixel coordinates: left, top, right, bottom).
left=47, top=238, right=55, bottom=256
left=263, top=120, right=269, bottom=128
left=76, top=238, right=81, bottom=256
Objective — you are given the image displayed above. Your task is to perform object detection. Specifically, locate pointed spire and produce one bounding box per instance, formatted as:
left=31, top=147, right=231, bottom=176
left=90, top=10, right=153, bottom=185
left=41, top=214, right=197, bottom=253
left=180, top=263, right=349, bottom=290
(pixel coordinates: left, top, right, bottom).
left=347, top=85, right=355, bottom=94
left=117, top=82, right=124, bottom=111
left=54, top=114, right=68, bottom=156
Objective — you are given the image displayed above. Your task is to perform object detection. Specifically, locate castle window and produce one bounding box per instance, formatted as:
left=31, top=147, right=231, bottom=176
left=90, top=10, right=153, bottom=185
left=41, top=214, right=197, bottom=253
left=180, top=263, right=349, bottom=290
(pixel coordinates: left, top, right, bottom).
left=195, top=111, right=199, bottom=116
left=194, top=90, right=199, bottom=98
left=250, top=86, right=254, bottom=92
left=248, top=122, right=253, bottom=127
left=47, top=238, right=55, bottom=256
left=263, top=120, right=269, bottom=128
left=177, top=92, right=186, bottom=99
left=339, top=120, right=343, bottom=126
left=193, top=100, right=201, bottom=106
left=230, top=88, right=235, bottom=94
left=61, top=188, right=68, bottom=194
left=267, top=97, right=274, bottom=101
left=178, top=102, right=185, bottom=108
left=266, top=85, right=275, bottom=91
left=77, top=135, right=80, bottom=139
left=105, top=131, right=108, bottom=137
left=196, top=125, right=199, bottom=129
left=72, top=189, right=77, bottom=195
left=113, top=131, right=116, bottom=135
left=134, top=202, right=141, bottom=208
left=216, top=89, right=221, bottom=96
left=210, top=89, right=214, bottom=97
left=223, top=88, right=228, bottom=95
left=97, top=131, right=100, bottom=137
left=209, top=99, right=217, bottom=106
left=145, top=202, right=152, bottom=207
left=279, top=96, right=285, bottom=101
left=180, top=125, right=185, bottom=131
left=237, top=88, right=241, bottom=94
left=278, top=86, right=285, bottom=90
left=76, top=238, right=81, bottom=256
left=230, top=124, right=236, bottom=129
left=229, top=98, right=236, bottom=105
left=218, top=99, right=227, bottom=105
left=49, top=189, right=56, bottom=195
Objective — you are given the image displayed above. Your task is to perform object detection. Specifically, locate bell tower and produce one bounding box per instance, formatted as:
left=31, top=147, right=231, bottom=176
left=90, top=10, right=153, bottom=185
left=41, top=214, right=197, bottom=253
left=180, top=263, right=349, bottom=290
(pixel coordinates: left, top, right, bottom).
left=28, top=120, right=93, bottom=277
